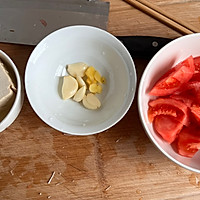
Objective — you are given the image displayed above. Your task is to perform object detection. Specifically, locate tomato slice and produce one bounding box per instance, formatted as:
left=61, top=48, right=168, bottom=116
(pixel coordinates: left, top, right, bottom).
left=173, top=81, right=200, bottom=105
left=149, top=56, right=195, bottom=96
left=190, top=73, right=200, bottom=82
left=154, top=115, right=183, bottom=143
left=183, top=81, right=200, bottom=92
left=170, top=88, right=196, bottom=107
left=190, top=104, right=200, bottom=125
left=148, top=98, right=189, bottom=126
left=194, top=56, right=200, bottom=73
left=177, top=126, right=200, bottom=157
left=184, top=81, right=200, bottom=104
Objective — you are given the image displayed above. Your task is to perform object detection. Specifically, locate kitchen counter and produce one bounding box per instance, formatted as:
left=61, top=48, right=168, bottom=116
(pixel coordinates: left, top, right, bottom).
left=1, top=0, right=200, bottom=199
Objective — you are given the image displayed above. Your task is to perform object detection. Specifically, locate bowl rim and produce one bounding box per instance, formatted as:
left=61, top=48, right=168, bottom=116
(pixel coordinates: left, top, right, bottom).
left=25, top=25, right=137, bottom=135
left=138, top=33, right=200, bottom=173
left=0, top=50, right=24, bottom=132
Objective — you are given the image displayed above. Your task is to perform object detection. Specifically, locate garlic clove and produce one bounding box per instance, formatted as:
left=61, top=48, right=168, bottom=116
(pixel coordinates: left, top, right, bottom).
left=86, top=93, right=101, bottom=108
left=62, top=75, right=78, bottom=100
left=67, top=62, right=88, bottom=77
left=73, top=86, right=86, bottom=102
left=76, top=76, right=86, bottom=88
left=82, top=95, right=97, bottom=110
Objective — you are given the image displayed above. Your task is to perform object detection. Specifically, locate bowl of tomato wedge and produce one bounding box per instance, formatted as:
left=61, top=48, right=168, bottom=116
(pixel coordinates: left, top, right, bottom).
left=138, top=33, right=200, bottom=173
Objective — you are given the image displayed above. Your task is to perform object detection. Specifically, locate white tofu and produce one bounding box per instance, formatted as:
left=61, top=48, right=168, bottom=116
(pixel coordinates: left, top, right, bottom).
left=0, top=60, right=16, bottom=121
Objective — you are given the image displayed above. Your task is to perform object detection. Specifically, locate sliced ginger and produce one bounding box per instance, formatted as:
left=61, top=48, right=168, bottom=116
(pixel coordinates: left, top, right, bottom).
left=85, top=66, right=105, bottom=94
left=85, top=66, right=96, bottom=82
left=94, top=71, right=102, bottom=83
left=101, top=76, right=106, bottom=84
left=89, top=83, right=102, bottom=94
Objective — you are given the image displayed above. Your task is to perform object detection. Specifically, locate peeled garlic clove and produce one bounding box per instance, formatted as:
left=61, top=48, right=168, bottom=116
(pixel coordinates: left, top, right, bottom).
left=62, top=75, right=78, bottom=100
left=76, top=76, right=86, bottom=88
left=82, top=95, right=97, bottom=110
left=86, top=93, right=101, bottom=108
left=67, top=62, right=88, bottom=77
left=73, top=86, right=86, bottom=102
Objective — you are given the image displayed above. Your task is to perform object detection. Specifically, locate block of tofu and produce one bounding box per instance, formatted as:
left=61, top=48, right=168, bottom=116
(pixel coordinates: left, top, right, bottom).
left=0, top=60, right=16, bottom=121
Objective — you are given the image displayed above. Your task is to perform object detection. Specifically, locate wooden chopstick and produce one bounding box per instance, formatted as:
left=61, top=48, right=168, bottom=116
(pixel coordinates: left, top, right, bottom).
left=123, top=0, right=199, bottom=35
left=135, top=0, right=199, bottom=33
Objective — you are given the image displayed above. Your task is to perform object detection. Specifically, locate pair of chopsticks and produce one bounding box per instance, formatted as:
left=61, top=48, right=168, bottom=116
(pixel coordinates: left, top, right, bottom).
left=123, top=0, right=199, bottom=35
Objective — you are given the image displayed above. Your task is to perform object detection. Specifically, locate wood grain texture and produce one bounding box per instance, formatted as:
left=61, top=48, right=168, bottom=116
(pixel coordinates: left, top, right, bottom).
left=1, top=0, right=200, bottom=199
left=123, top=0, right=199, bottom=34
left=108, top=0, right=200, bottom=38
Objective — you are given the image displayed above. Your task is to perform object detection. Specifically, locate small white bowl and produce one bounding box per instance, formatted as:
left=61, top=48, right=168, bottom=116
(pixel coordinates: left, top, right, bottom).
left=138, top=33, right=200, bottom=173
left=0, top=50, right=24, bottom=132
left=25, top=25, right=137, bottom=135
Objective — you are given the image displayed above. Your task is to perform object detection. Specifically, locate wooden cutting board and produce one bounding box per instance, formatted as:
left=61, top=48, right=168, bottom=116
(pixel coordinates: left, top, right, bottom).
left=1, top=0, right=200, bottom=199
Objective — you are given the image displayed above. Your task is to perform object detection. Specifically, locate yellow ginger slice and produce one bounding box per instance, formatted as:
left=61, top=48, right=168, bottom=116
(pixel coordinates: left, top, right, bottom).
left=86, top=78, right=92, bottom=86
left=85, top=66, right=105, bottom=94
left=96, top=85, right=102, bottom=93
left=89, top=83, right=102, bottom=94
left=89, top=83, right=98, bottom=93
left=101, top=76, right=106, bottom=84
left=94, top=71, right=103, bottom=83
left=85, top=66, right=95, bottom=82
left=86, top=78, right=97, bottom=85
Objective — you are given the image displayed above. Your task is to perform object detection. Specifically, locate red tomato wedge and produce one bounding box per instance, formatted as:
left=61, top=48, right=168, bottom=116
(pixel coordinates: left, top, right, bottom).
left=149, top=56, right=195, bottom=96
left=147, top=55, right=200, bottom=157
left=177, top=126, right=200, bottom=157
left=172, top=81, right=200, bottom=105
left=190, top=72, right=200, bottom=82
left=170, top=91, right=195, bottom=107
left=148, top=98, right=189, bottom=126
left=154, top=115, right=183, bottom=143
left=194, top=56, right=200, bottom=73
left=190, top=104, right=200, bottom=125
left=185, top=81, right=200, bottom=104
left=177, top=81, right=200, bottom=93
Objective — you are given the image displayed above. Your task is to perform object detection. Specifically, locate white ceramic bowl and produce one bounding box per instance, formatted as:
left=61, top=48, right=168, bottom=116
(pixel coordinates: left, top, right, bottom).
left=25, top=25, right=137, bottom=135
left=138, top=33, right=200, bottom=173
left=0, top=50, right=24, bottom=132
